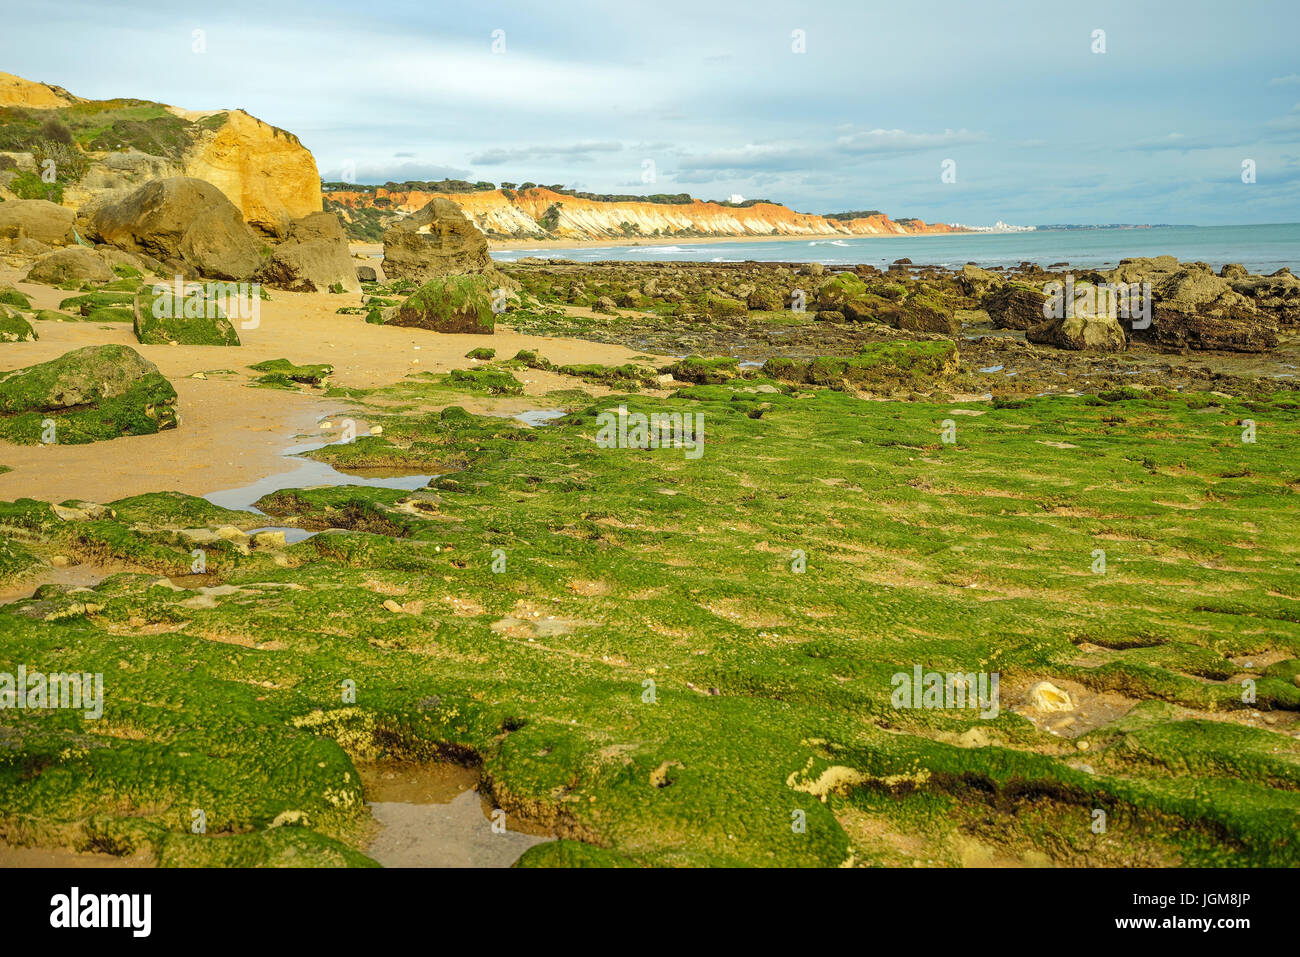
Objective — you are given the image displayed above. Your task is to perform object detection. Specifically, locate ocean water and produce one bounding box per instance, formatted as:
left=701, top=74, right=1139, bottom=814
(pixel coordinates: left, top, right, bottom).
left=491, top=223, right=1300, bottom=274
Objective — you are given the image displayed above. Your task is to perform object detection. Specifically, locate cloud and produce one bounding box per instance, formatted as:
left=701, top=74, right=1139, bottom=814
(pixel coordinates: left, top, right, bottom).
left=1267, top=74, right=1300, bottom=86
left=470, top=141, right=624, bottom=165
left=321, top=161, right=473, bottom=184
left=833, top=128, right=983, bottom=154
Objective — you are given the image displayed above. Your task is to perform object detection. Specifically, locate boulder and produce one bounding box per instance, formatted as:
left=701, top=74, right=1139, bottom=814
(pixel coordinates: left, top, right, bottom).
left=258, top=212, right=360, bottom=293
left=0, top=343, right=178, bottom=443
left=747, top=288, right=783, bottom=311
left=24, top=246, right=113, bottom=284
left=356, top=262, right=387, bottom=283
left=381, top=198, right=491, bottom=283
left=0, top=199, right=76, bottom=246
left=133, top=285, right=241, bottom=346
left=983, top=284, right=1047, bottom=330
left=1027, top=297, right=1126, bottom=351
left=389, top=274, right=496, bottom=334
left=0, top=305, right=37, bottom=342
left=83, top=177, right=265, bottom=280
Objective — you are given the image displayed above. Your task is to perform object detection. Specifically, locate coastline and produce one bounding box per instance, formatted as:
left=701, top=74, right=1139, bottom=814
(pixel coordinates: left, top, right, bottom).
left=485, top=232, right=990, bottom=252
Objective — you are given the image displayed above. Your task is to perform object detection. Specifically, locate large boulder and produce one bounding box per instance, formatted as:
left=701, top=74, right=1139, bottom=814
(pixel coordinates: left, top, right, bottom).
left=0, top=199, right=76, bottom=246
left=983, top=284, right=1048, bottom=330
left=388, top=274, right=496, bottom=334
left=382, top=198, right=492, bottom=283
left=0, top=343, right=178, bottom=443
left=24, top=246, right=113, bottom=284
left=82, top=177, right=266, bottom=280
left=257, top=212, right=360, bottom=293
left=1027, top=286, right=1127, bottom=352
left=133, top=285, right=241, bottom=346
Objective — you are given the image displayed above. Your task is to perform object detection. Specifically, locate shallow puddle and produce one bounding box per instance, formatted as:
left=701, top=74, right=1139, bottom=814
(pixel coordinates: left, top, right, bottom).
left=359, top=762, right=552, bottom=868
left=0, top=563, right=111, bottom=605
left=203, top=439, right=433, bottom=513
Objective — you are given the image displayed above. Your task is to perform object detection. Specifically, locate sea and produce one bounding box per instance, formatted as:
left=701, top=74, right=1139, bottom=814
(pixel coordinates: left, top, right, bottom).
left=491, top=222, right=1300, bottom=275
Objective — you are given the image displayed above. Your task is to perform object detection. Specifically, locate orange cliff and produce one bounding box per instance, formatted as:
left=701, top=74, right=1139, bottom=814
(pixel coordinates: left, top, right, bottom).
left=325, top=186, right=967, bottom=242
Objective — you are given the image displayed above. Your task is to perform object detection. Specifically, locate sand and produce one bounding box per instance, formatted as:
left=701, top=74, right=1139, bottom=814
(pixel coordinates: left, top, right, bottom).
left=0, top=266, right=666, bottom=504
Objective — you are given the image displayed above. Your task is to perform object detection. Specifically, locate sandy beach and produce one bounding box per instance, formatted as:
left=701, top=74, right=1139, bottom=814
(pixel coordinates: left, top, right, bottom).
left=0, top=265, right=665, bottom=503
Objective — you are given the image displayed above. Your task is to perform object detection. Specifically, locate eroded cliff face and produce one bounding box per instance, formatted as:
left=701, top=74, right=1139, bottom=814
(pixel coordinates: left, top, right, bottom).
left=326, top=187, right=965, bottom=241
left=0, top=74, right=323, bottom=238
left=182, top=110, right=323, bottom=237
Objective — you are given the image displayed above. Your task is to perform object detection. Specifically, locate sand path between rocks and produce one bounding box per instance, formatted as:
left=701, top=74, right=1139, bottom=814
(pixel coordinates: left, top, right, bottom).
left=0, top=268, right=665, bottom=504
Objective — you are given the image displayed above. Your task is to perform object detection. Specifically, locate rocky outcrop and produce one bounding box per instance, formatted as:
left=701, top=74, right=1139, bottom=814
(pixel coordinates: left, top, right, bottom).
left=257, top=212, right=359, bottom=293
left=83, top=177, right=265, bottom=280
left=382, top=198, right=492, bottom=283
left=0, top=199, right=76, bottom=246
left=0, top=344, right=178, bottom=443
left=388, top=275, right=496, bottom=334
left=0, top=74, right=323, bottom=239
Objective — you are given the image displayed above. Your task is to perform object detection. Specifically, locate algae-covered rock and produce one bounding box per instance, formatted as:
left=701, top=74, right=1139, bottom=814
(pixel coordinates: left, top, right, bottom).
left=0, top=306, right=38, bottom=342
left=133, top=284, right=241, bottom=346
left=0, top=285, right=33, bottom=309
left=663, top=355, right=742, bottom=384
left=249, top=358, right=333, bottom=388
left=390, top=274, right=496, bottom=334
left=0, top=343, right=178, bottom=443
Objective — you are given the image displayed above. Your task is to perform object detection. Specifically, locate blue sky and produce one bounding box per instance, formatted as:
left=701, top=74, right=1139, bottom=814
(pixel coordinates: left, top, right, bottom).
left=5, top=0, right=1300, bottom=225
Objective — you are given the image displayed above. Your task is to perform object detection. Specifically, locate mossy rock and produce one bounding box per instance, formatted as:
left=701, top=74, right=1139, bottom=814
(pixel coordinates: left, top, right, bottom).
left=390, top=274, right=495, bottom=335
left=512, top=349, right=555, bottom=371
left=133, top=285, right=240, bottom=346
left=446, top=367, right=523, bottom=395
left=0, top=307, right=37, bottom=342
left=59, top=291, right=136, bottom=315
left=663, top=355, right=741, bottom=384
left=705, top=292, right=747, bottom=320
left=249, top=358, right=333, bottom=388
left=465, top=347, right=496, bottom=360
left=805, top=340, right=959, bottom=390
left=0, top=286, right=32, bottom=310
left=0, top=343, right=178, bottom=443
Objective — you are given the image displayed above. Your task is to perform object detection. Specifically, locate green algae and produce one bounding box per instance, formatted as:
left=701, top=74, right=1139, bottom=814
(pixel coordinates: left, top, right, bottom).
left=0, top=383, right=1297, bottom=867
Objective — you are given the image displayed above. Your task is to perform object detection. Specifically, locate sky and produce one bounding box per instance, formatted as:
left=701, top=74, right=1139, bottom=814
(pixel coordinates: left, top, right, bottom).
left=5, top=0, right=1300, bottom=225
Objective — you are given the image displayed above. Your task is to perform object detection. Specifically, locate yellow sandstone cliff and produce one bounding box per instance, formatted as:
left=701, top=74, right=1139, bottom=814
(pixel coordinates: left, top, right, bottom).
left=182, top=110, right=323, bottom=236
